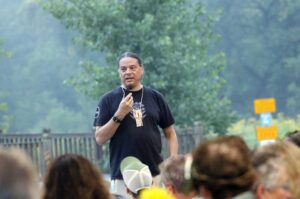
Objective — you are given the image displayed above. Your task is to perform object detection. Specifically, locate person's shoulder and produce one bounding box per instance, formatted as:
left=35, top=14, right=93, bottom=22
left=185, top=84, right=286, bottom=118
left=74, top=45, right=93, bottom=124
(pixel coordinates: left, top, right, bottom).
left=144, top=86, right=163, bottom=97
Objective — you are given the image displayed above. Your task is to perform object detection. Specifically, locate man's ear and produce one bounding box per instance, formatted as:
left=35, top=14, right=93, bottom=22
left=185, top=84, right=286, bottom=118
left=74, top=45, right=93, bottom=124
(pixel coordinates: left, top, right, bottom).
left=255, top=184, right=267, bottom=199
left=164, top=182, right=175, bottom=194
left=118, top=68, right=122, bottom=79
left=141, top=65, right=144, bottom=76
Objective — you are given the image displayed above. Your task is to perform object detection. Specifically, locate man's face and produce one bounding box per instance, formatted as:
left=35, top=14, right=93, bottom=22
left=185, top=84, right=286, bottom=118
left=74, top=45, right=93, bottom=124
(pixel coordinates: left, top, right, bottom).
left=118, top=56, right=144, bottom=90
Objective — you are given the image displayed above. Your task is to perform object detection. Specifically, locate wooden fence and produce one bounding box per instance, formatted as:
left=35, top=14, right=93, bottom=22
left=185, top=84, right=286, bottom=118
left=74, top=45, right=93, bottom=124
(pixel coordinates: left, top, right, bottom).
left=0, top=126, right=203, bottom=176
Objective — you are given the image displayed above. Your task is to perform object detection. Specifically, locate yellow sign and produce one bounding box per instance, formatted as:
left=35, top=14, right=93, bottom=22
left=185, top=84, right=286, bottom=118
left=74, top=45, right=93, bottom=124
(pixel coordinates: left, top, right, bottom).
left=256, top=126, right=278, bottom=141
left=254, top=98, right=276, bottom=114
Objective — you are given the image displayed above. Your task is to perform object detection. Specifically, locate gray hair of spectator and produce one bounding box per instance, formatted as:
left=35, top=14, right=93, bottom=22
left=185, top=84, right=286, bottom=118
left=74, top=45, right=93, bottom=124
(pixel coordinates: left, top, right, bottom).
left=159, top=155, right=190, bottom=192
left=252, top=156, right=284, bottom=190
left=252, top=141, right=300, bottom=198
left=0, top=147, right=39, bottom=199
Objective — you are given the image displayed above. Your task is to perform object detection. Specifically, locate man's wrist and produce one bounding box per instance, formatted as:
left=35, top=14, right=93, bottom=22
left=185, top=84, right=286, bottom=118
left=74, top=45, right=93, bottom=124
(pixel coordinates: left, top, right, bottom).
left=112, top=115, right=122, bottom=123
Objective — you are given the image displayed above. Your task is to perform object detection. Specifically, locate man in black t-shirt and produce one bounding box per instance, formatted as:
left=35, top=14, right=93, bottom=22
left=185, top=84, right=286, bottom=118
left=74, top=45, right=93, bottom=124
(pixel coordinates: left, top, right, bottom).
left=94, top=52, right=178, bottom=197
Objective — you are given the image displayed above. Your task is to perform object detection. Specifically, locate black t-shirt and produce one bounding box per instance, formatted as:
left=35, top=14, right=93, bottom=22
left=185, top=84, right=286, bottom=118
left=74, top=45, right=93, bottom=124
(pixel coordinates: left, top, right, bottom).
left=94, top=86, right=175, bottom=179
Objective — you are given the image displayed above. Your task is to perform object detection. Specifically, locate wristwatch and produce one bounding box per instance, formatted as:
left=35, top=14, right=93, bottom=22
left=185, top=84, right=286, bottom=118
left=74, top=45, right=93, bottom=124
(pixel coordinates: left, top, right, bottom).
left=112, top=116, right=122, bottom=123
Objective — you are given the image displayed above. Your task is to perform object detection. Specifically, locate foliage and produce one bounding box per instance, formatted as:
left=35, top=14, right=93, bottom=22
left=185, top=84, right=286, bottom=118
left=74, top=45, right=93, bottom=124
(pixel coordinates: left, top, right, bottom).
left=227, top=113, right=300, bottom=149
left=0, top=0, right=96, bottom=133
left=0, top=40, right=12, bottom=133
left=207, top=0, right=300, bottom=117
left=29, top=99, right=91, bottom=133
left=0, top=100, right=12, bottom=133
left=42, top=0, right=236, bottom=134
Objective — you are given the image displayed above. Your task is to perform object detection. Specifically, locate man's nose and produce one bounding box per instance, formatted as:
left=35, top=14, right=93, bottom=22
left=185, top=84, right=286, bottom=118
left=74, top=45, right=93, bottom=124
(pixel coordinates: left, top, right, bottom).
left=125, top=68, right=133, bottom=73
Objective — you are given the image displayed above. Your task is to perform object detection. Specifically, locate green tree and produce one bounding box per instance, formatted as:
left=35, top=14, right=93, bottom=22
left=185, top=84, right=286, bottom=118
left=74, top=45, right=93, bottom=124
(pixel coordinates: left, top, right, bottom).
left=42, top=0, right=236, bottom=133
left=0, top=95, right=11, bottom=133
left=0, top=39, right=12, bottom=133
left=208, top=0, right=300, bottom=117
left=0, top=0, right=96, bottom=133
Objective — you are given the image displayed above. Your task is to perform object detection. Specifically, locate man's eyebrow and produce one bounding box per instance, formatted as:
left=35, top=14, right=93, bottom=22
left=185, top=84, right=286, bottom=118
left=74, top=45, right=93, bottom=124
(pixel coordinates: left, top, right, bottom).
left=120, top=64, right=138, bottom=67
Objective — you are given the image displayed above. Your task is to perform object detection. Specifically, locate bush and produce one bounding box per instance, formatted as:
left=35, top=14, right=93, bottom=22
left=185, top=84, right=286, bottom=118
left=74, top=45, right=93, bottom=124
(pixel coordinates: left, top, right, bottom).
left=226, top=113, right=300, bottom=149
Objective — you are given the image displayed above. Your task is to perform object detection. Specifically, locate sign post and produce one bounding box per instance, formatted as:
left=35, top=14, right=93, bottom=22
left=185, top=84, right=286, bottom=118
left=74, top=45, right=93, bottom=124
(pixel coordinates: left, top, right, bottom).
left=254, top=98, right=277, bottom=145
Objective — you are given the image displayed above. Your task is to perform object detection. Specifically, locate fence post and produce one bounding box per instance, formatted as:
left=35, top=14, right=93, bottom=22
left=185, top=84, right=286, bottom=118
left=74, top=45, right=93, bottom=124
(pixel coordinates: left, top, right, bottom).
left=42, top=128, right=52, bottom=175
left=194, top=123, right=203, bottom=146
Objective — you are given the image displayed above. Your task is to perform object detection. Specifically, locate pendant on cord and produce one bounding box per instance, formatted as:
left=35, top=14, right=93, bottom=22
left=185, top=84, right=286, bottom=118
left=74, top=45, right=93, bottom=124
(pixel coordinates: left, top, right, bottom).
left=133, top=108, right=143, bottom=127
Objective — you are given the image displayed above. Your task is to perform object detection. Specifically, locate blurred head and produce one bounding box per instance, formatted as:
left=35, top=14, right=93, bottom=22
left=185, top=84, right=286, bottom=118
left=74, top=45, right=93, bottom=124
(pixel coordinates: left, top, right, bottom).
left=253, top=157, right=291, bottom=199
left=252, top=141, right=300, bottom=199
left=118, top=52, right=144, bottom=91
left=159, top=154, right=195, bottom=199
left=43, top=153, right=111, bottom=199
left=191, top=136, right=256, bottom=199
left=285, top=130, right=300, bottom=147
left=0, top=147, right=39, bottom=199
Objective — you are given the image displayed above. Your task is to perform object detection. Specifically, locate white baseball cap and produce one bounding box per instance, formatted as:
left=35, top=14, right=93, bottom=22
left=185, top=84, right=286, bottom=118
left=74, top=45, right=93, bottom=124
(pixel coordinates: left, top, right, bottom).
left=120, top=156, right=153, bottom=194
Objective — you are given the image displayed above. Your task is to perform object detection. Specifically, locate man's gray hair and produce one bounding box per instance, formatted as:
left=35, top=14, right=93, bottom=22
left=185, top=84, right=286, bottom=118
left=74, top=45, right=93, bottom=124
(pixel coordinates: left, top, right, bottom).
left=254, top=157, right=284, bottom=190
left=159, top=154, right=189, bottom=192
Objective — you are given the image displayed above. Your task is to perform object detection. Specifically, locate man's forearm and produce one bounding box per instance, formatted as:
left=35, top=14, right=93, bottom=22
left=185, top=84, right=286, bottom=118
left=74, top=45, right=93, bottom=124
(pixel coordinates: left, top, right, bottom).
left=164, top=126, right=178, bottom=156
left=95, top=108, right=129, bottom=144
left=168, top=132, right=178, bottom=156
left=95, top=119, right=120, bottom=144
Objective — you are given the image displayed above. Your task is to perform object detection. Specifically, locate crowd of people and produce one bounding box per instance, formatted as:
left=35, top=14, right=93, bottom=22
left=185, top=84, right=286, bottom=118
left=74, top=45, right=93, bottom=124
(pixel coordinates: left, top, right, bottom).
left=1, top=131, right=300, bottom=199
left=1, top=52, right=299, bottom=199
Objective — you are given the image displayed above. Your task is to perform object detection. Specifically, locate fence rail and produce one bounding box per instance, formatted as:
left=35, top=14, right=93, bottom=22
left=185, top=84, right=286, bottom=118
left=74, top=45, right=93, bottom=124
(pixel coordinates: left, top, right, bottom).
left=0, top=127, right=202, bottom=176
